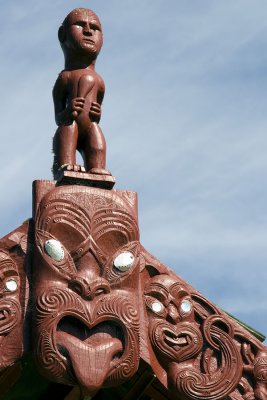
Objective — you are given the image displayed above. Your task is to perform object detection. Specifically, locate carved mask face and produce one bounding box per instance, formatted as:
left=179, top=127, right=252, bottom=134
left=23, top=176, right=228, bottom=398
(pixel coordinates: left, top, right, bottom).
left=144, top=274, right=203, bottom=366
left=33, top=186, right=140, bottom=395
left=0, top=251, right=22, bottom=369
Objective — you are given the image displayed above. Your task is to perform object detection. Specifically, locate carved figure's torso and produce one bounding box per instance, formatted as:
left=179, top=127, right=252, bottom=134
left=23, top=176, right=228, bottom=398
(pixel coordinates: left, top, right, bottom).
left=61, top=69, right=104, bottom=122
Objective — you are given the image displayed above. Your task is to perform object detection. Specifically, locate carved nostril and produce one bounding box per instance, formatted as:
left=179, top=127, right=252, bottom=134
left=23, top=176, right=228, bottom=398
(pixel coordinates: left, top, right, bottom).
left=69, top=277, right=110, bottom=300
left=68, top=278, right=86, bottom=297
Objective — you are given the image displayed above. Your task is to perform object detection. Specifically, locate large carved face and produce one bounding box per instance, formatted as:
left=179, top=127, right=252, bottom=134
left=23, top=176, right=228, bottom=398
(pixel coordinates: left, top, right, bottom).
left=33, top=186, right=140, bottom=395
left=144, top=274, right=203, bottom=367
left=0, top=250, right=22, bottom=369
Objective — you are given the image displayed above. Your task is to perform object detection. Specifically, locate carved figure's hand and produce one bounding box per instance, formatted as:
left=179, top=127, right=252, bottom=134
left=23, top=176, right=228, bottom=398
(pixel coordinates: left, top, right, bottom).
left=69, top=97, right=85, bottom=119
left=89, top=102, right=101, bottom=123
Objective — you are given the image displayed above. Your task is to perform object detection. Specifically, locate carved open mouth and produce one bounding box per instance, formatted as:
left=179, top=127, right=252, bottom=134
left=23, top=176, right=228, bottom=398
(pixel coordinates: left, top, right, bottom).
left=57, top=316, right=124, bottom=358
left=55, top=316, right=124, bottom=391
left=163, top=329, right=189, bottom=348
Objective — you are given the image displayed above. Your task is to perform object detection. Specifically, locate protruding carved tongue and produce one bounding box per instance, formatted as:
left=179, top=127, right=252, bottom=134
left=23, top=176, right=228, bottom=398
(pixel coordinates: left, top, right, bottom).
left=56, top=332, right=123, bottom=394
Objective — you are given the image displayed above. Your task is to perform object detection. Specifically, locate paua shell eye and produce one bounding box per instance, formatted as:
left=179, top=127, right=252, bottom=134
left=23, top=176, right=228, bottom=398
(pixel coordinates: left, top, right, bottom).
left=180, top=299, right=192, bottom=315
left=44, top=239, right=65, bottom=262
left=150, top=301, right=164, bottom=314
left=5, top=279, right=18, bottom=292
left=113, top=251, right=135, bottom=272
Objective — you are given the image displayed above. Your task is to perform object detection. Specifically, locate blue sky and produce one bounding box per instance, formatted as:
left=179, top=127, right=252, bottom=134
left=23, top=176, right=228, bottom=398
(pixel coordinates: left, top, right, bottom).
left=0, top=0, right=266, bottom=337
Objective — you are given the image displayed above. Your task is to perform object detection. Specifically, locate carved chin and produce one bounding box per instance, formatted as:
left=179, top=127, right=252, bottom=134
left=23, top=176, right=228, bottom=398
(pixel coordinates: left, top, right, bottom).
left=56, top=318, right=124, bottom=394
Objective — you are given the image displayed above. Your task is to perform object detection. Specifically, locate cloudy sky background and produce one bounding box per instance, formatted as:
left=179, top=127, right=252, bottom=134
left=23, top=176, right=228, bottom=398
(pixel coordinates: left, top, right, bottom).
left=0, top=0, right=266, bottom=338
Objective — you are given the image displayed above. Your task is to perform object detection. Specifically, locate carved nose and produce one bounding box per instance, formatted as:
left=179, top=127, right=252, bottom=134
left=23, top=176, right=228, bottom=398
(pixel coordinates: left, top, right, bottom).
left=166, top=303, right=180, bottom=324
left=69, top=277, right=110, bottom=300
left=83, top=24, right=92, bottom=36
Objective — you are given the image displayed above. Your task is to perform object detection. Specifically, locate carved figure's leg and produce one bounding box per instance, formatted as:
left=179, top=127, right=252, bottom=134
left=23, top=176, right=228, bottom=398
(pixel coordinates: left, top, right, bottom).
left=52, top=123, right=78, bottom=176
left=82, top=122, right=109, bottom=175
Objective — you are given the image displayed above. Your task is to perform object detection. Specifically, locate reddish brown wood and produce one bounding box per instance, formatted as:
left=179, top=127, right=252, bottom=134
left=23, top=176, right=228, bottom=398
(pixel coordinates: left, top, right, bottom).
left=29, top=178, right=267, bottom=399
left=0, top=7, right=266, bottom=400
left=32, top=182, right=141, bottom=397
left=53, top=8, right=110, bottom=178
left=0, top=222, right=30, bottom=373
left=121, top=370, right=155, bottom=400
left=0, top=363, right=21, bottom=398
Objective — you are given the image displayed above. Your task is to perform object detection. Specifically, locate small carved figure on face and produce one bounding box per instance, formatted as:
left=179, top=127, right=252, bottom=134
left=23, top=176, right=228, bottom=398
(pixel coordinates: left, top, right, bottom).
left=53, top=8, right=109, bottom=177
left=0, top=251, right=22, bottom=370
left=33, top=186, right=141, bottom=396
left=145, top=274, right=244, bottom=399
left=144, top=274, right=203, bottom=368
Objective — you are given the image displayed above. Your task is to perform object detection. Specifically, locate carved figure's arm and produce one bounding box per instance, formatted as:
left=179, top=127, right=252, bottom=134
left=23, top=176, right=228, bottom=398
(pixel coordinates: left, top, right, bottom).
left=53, top=72, right=85, bottom=126
left=52, top=72, right=69, bottom=126
left=89, top=78, right=105, bottom=123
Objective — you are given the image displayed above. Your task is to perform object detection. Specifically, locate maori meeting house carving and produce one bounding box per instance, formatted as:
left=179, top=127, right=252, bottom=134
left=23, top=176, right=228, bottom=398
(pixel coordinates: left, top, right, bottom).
left=0, top=7, right=266, bottom=400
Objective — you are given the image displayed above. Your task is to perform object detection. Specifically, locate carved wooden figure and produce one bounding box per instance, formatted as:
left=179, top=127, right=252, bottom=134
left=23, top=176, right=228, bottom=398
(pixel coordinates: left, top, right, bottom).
left=0, top=7, right=266, bottom=400
left=53, top=8, right=109, bottom=178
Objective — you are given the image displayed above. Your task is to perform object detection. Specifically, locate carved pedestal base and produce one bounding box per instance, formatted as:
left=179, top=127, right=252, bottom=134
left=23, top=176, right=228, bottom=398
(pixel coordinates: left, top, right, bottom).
left=55, top=170, right=116, bottom=189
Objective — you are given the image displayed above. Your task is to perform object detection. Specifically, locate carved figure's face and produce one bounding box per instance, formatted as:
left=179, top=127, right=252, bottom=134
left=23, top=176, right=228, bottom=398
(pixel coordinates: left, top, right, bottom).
left=33, top=187, right=140, bottom=395
left=144, top=275, right=203, bottom=366
left=63, top=9, right=103, bottom=57
left=0, top=251, right=22, bottom=370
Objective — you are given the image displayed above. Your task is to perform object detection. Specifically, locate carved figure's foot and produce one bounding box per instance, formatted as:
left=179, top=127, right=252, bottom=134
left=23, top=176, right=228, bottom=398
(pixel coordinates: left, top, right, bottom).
left=89, top=168, right=111, bottom=176
left=60, top=164, right=86, bottom=173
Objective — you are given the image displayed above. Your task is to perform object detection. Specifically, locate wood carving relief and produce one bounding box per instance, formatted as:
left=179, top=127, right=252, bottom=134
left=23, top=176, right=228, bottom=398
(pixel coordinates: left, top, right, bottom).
left=0, top=7, right=266, bottom=400
left=0, top=183, right=265, bottom=399
left=140, top=254, right=267, bottom=400
left=32, top=183, right=141, bottom=396
left=0, top=222, right=29, bottom=372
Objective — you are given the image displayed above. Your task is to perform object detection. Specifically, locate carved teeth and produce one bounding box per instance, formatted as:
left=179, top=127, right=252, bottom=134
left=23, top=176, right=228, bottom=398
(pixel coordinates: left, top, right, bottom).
left=165, top=335, right=188, bottom=347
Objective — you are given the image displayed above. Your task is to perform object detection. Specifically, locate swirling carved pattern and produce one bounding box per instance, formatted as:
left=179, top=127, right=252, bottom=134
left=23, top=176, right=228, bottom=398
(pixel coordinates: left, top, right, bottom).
left=36, top=198, right=91, bottom=241
left=254, top=352, right=267, bottom=382
left=97, top=295, right=139, bottom=328
left=0, top=300, right=21, bottom=335
left=35, top=288, right=87, bottom=325
left=36, top=329, right=74, bottom=385
left=97, top=295, right=140, bottom=383
left=176, top=315, right=243, bottom=399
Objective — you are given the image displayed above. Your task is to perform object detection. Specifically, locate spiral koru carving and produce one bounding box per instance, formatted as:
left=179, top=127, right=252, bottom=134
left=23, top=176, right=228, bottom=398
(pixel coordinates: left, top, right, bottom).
left=96, top=294, right=140, bottom=385
left=176, top=315, right=243, bottom=399
left=35, top=287, right=87, bottom=324
left=0, top=299, right=21, bottom=335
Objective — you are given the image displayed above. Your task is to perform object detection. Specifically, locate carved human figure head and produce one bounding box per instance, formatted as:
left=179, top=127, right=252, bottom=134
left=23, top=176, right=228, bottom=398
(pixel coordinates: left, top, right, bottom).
left=33, top=185, right=141, bottom=395
left=0, top=250, right=22, bottom=370
left=144, top=274, right=203, bottom=368
left=58, top=8, right=103, bottom=64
